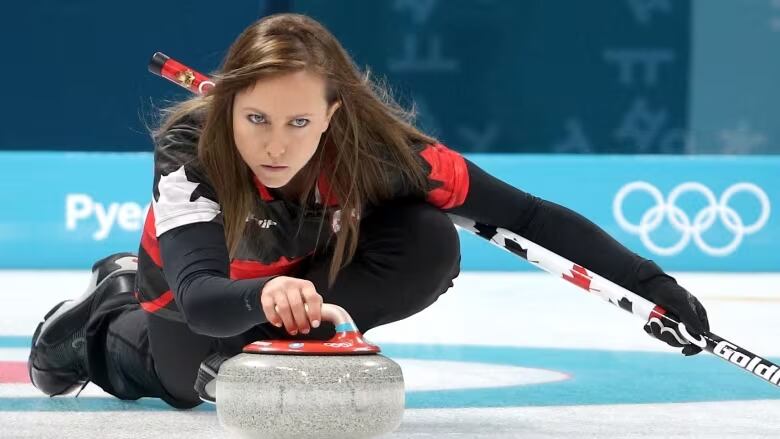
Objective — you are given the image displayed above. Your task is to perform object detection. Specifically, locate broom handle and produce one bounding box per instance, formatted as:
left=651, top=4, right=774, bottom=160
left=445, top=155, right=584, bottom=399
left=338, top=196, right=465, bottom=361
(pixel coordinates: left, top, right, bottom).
left=448, top=213, right=780, bottom=389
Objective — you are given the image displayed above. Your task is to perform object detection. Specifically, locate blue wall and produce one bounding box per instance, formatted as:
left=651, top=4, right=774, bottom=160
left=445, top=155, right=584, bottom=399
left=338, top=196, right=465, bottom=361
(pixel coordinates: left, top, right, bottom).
left=1, top=2, right=777, bottom=270
left=0, top=0, right=288, bottom=151
left=0, top=152, right=776, bottom=271
left=295, top=0, right=692, bottom=154
left=688, top=0, right=780, bottom=154
left=1, top=1, right=777, bottom=154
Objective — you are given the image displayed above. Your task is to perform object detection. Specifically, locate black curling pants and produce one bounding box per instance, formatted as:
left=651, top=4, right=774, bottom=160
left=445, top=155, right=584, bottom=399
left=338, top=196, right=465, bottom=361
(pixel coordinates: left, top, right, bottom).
left=84, top=201, right=461, bottom=409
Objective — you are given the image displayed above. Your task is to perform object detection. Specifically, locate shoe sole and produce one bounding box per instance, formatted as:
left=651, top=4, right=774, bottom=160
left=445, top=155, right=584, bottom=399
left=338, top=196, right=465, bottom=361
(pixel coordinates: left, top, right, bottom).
left=28, top=299, right=86, bottom=396
left=197, top=362, right=218, bottom=405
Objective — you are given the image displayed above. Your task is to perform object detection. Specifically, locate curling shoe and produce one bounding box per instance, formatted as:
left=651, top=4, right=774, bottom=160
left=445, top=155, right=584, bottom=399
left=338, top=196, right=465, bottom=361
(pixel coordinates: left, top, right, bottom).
left=193, top=352, right=231, bottom=404
left=28, top=252, right=138, bottom=396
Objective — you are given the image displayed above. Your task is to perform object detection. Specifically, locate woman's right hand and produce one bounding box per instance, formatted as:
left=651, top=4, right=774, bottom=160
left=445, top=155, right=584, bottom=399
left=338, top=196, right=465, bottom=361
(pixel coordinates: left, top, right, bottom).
left=260, top=276, right=323, bottom=335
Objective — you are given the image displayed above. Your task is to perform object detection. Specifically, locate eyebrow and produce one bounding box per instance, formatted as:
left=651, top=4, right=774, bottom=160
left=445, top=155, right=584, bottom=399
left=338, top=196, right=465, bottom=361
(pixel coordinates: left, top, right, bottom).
left=241, top=107, right=314, bottom=119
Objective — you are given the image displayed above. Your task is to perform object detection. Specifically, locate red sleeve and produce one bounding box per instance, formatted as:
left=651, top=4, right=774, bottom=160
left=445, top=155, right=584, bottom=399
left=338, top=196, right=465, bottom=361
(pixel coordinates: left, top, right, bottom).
left=418, top=143, right=470, bottom=210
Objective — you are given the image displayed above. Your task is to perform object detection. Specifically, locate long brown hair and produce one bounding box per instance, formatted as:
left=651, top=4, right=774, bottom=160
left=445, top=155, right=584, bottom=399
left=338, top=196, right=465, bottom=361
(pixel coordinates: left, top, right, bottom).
left=153, top=13, right=436, bottom=285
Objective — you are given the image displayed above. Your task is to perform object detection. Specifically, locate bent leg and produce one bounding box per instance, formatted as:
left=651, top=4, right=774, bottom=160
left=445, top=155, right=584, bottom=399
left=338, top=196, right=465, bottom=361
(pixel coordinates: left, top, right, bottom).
left=301, top=201, right=461, bottom=336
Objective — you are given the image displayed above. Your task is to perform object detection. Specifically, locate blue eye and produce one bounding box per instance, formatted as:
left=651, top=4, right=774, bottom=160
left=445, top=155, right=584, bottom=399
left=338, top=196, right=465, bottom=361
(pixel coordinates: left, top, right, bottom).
left=291, top=118, right=309, bottom=128
left=247, top=114, right=266, bottom=124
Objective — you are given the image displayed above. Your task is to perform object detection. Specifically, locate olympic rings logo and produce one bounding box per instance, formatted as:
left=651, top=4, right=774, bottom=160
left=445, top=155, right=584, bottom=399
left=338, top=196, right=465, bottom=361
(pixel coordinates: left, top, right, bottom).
left=613, top=182, right=770, bottom=256
left=324, top=342, right=353, bottom=348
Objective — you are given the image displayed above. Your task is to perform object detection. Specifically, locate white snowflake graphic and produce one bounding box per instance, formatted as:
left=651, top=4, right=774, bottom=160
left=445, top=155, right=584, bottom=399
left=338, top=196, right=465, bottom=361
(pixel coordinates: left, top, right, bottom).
left=719, top=121, right=768, bottom=154
left=627, top=0, right=672, bottom=25
left=394, top=0, right=437, bottom=24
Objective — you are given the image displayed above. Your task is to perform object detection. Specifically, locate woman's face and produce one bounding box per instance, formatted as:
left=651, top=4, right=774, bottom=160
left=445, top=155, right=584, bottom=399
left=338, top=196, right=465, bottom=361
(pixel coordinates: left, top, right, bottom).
left=232, top=70, right=340, bottom=189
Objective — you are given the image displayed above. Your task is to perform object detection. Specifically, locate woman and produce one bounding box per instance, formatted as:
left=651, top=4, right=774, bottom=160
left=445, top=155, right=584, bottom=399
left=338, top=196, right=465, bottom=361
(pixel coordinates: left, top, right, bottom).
left=28, top=13, right=708, bottom=409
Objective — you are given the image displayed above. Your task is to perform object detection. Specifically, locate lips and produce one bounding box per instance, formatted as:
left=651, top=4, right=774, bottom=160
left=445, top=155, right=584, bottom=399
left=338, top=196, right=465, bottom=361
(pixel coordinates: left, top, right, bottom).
left=261, top=165, right=288, bottom=169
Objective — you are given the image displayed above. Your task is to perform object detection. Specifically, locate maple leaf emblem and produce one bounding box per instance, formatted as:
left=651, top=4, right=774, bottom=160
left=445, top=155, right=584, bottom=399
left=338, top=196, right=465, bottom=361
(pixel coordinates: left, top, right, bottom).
left=562, top=264, right=599, bottom=292
left=152, top=166, right=220, bottom=234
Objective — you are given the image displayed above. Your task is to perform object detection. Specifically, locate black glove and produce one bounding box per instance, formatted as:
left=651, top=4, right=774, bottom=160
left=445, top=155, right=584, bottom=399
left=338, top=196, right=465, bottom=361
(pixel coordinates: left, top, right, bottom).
left=636, top=264, right=710, bottom=356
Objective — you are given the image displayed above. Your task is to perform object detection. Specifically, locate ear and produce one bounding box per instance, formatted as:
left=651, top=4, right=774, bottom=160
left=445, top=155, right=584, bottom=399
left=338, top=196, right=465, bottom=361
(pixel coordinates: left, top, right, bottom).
left=322, top=100, right=341, bottom=132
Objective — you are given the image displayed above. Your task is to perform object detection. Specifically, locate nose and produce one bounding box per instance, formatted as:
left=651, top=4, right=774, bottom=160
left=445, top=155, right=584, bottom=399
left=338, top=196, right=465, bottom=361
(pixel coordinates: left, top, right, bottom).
left=266, top=144, right=285, bottom=159
left=264, top=135, right=287, bottom=160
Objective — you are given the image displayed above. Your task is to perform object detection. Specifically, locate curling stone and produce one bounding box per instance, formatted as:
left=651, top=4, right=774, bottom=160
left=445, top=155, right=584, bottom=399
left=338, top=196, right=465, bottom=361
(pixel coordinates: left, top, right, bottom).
left=216, top=304, right=405, bottom=439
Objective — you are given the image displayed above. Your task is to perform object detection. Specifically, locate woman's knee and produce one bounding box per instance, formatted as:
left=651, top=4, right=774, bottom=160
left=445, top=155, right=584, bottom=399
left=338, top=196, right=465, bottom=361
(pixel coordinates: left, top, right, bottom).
left=364, top=202, right=461, bottom=304
left=403, top=203, right=461, bottom=278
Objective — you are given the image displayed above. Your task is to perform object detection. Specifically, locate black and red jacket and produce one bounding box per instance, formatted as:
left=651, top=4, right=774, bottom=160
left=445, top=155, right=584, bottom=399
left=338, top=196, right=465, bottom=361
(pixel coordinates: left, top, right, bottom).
left=136, top=111, right=667, bottom=337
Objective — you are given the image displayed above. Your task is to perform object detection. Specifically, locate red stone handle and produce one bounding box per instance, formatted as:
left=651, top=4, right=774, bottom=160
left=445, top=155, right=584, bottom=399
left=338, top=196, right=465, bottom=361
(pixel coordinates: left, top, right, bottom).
left=242, top=304, right=381, bottom=355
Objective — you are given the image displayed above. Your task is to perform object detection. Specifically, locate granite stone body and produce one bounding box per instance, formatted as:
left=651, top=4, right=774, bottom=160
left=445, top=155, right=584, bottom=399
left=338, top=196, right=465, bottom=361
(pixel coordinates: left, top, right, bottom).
left=217, top=353, right=405, bottom=439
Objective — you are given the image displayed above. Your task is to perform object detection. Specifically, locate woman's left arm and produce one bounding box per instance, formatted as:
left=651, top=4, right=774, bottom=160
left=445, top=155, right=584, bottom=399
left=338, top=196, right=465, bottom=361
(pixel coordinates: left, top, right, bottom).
left=416, top=144, right=709, bottom=354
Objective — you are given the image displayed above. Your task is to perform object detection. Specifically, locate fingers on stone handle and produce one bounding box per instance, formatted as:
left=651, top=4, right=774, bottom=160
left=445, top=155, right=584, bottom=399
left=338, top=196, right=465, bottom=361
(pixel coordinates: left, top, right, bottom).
left=301, top=284, right=322, bottom=328
left=261, top=293, right=282, bottom=327
left=288, top=290, right=310, bottom=334
left=273, top=293, right=297, bottom=334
